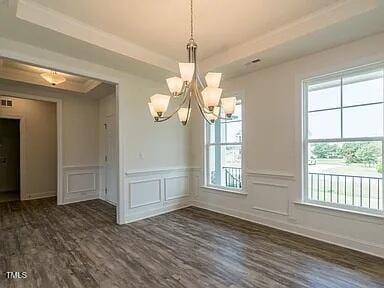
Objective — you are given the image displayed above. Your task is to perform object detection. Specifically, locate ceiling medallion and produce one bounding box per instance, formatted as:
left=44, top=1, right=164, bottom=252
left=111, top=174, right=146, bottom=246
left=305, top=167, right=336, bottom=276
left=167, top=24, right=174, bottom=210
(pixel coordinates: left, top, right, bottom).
left=148, top=0, right=237, bottom=126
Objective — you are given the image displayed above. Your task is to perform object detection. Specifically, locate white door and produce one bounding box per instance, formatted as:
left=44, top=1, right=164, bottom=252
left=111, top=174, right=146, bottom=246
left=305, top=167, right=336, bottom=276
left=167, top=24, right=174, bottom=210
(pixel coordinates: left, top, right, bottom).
left=104, top=115, right=117, bottom=205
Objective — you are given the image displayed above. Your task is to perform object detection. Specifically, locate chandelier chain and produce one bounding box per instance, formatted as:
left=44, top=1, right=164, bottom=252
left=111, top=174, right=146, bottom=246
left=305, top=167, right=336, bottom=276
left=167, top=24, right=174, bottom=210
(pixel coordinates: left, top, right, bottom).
left=190, top=0, right=194, bottom=39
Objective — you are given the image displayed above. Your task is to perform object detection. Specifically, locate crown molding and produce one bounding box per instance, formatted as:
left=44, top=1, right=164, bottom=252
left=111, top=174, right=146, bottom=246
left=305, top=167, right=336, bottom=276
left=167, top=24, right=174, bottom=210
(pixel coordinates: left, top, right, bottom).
left=15, top=0, right=178, bottom=73
left=200, top=0, right=382, bottom=72
left=13, top=0, right=383, bottom=76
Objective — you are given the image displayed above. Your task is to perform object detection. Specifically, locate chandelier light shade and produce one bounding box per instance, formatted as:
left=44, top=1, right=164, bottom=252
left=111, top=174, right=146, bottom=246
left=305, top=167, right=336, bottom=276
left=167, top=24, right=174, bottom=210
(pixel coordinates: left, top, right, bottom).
left=41, top=71, right=66, bottom=86
left=148, top=103, right=159, bottom=120
left=202, top=87, right=223, bottom=111
left=179, top=63, right=195, bottom=83
left=166, top=77, right=184, bottom=96
left=150, top=94, right=171, bottom=117
left=205, top=72, right=222, bottom=88
left=177, top=107, right=191, bottom=125
left=221, top=97, right=237, bottom=118
left=147, top=0, right=237, bottom=125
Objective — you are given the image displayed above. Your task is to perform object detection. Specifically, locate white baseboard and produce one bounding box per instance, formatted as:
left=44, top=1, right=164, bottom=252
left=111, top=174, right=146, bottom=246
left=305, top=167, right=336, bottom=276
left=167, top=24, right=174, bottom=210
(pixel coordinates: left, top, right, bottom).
left=27, top=191, right=56, bottom=200
left=192, top=201, right=384, bottom=259
left=125, top=201, right=192, bottom=224
left=63, top=193, right=98, bottom=204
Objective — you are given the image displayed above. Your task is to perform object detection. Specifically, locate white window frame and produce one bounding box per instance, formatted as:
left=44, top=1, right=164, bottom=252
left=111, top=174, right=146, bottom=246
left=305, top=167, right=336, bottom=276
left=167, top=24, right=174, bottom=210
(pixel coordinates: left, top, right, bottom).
left=204, top=97, right=245, bottom=192
left=302, top=62, right=384, bottom=215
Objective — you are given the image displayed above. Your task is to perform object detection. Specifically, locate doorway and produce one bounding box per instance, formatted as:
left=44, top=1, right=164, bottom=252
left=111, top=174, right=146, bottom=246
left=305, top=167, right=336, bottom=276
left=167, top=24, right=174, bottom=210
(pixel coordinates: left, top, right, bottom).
left=0, top=118, right=20, bottom=202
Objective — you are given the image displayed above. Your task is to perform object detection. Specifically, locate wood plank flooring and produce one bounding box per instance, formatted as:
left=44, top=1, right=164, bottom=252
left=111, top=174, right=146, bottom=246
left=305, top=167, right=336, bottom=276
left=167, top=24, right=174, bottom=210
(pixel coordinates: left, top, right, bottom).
left=0, top=198, right=383, bottom=288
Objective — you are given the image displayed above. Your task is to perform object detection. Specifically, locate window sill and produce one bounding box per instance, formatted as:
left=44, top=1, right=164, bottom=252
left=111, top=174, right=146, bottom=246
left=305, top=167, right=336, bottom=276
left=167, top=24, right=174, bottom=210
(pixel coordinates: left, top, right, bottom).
left=294, top=201, right=384, bottom=224
left=200, top=185, right=248, bottom=196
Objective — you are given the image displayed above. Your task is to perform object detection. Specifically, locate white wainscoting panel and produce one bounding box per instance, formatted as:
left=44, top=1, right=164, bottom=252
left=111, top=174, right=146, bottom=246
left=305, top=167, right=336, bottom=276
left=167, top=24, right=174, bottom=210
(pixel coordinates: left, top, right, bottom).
left=252, top=180, right=289, bottom=216
left=129, top=179, right=162, bottom=208
left=124, top=167, right=194, bottom=223
left=165, top=176, right=189, bottom=201
left=63, top=165, right=100, bottom=204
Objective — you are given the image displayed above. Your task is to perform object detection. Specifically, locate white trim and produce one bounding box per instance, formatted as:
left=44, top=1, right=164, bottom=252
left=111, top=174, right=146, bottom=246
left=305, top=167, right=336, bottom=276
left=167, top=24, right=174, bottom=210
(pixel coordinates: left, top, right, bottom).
left=125, top=167, right=194, bottom=177
left=200, top=0, right=381, bottom=71
left=0, top=91, right=64, bottom=205
left=204, top=93, right=246, bottom=191
left=27, top=190, right=56, bottom=200
left=301, top=62, right=384, bottom=213
left=125, top=202, right=191, bottom=224
left=247, top=170, right=295, bottom=181
left=164, top=175, right=189, bottom=201
left=63, top=164, right=101, bottom=169
left=200, top=185, right=248, bottom=196
left=66, top=172, right=97, bottom=194
left=128, top=178, right=162, bottom=209
left=252, top=206, right=289, bottom=216
left=0, top=115, right=24, bottom=200
left=16, top=0, right=177, bottom=73
left=193, top=201, right=384, bottom=259
left=252, top=181, right=289, bottom=188
left=295, top=201, right=384, bottom=224
left=0, top=48, right=121, bottom=224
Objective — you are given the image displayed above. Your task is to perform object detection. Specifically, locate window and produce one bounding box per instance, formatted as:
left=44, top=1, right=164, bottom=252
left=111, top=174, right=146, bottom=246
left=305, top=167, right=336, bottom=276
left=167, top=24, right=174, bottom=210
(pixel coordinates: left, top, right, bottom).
left=303, top=65, right=384, bottom=213
left=205, top=99, right=243, bottom=190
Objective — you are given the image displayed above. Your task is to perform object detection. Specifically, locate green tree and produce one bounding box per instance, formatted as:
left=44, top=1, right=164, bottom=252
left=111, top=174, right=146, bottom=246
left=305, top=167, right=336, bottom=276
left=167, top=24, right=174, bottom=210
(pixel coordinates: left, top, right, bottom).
left=311, top=143, right=338, bottom=159
left=340, top=142, right=381, bottom=165
left=340, top=143, right=361, bottom=164
left=355, top=142, right=380, bottom=166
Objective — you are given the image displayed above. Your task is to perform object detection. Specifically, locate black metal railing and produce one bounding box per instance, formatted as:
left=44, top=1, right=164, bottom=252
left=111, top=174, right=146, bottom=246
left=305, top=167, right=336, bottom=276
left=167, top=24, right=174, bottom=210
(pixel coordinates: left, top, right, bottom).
left=308, top=172, right=382, bottom=210
left=224, top=167, right=242, bottom=189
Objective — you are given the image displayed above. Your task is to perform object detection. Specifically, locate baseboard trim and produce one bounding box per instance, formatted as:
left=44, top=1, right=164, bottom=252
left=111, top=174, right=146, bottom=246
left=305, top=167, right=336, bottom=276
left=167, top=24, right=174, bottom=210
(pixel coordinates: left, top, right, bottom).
left=27, top=191, right=56, bottom=200
left=192, top=201, right=384, bottom=259
left=125, top=201, right=192, bottom=224
left=63, top=193, right=98, bottom=204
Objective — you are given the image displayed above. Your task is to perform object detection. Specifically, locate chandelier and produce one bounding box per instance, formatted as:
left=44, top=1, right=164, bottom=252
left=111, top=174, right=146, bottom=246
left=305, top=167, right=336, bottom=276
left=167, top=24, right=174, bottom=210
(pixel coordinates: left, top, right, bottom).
left=41, top=70, right=66, bottom=86
left=147, top=0, right=237, bottom=125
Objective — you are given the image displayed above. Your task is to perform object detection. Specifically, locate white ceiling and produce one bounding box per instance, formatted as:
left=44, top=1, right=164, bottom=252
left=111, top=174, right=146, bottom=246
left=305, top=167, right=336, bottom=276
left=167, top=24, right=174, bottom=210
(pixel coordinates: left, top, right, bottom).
left=30, top=0, right=338, bottom=61
left=0, top=0, right=383, bottom=80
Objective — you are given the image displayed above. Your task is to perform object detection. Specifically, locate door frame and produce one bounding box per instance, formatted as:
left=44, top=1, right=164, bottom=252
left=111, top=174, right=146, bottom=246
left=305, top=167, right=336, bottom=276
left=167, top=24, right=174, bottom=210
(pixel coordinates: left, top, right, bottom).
left=0, top=48, right=123, bottom=223
left=0, top=95, right=62, bottom=203
left=104, top=113, right=117, bottom=206
left=0, top=115, right=24, bottom=200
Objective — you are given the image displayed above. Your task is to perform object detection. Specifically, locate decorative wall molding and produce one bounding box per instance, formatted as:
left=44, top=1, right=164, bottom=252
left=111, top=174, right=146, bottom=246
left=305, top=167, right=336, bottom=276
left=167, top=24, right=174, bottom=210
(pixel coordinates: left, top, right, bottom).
left=66, top=172, right=96, bottom=194
left=124, top=167, right=194, bottom=224
left=252, top=206, right=289, bottom=216
left=252, top=181, right=289, bottom=188
left=247, top=170, right=295, bottom=181
left=125, top=166, right=196, bottom=177
left=63, top=165, right=100, bottom=204
left=164, top=175, right=189, bottom=201
left=129, top=178, right=162, bottom=209
left=16, top=0, right=178, bottom=73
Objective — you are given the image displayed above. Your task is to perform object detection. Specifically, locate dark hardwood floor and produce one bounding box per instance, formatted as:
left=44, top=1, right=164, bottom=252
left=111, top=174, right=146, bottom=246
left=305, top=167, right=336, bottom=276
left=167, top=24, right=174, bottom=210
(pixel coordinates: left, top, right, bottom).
left=0, top=198, right=383, bottom=288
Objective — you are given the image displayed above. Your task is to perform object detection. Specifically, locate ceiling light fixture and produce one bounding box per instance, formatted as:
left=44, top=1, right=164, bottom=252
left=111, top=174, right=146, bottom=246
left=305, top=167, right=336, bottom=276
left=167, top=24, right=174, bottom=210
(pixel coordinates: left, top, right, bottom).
left=148, top=0, right=237, bottom=126
left=41, top=71, right=66, bottom=86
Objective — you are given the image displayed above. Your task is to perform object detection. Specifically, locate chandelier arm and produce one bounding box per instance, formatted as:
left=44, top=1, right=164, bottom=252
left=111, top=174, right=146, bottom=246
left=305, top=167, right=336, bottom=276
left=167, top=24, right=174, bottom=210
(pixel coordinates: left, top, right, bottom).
left=176, top=81, right=188, bottom=97
left=155, top=85, right=191, bottom=122
left=193, top=80, right=206, bottom=110
left=195, top=66, right=206, bottom=90
left=196, top=97, right=215, bottom=124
